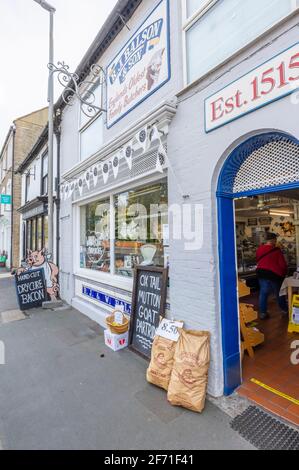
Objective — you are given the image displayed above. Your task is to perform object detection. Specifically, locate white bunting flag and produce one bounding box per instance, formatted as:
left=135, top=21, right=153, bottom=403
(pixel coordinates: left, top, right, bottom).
left=136, top=127, right=148, bottom=152
left=85, top=169, right=91, bottom=189
left=124, top=142, right=133, bottom=170
left=149, top=125, right=161, bottom=145
left=78, top=177, right=84, bottom=196
left=102, top=161, right=110, bottom=184
left=111, top=155, right=120, bottom=179
left=92, top=165, right=99, bottom=187
left=70, top=181, right=75, bottom=197
left=64, top=184, right=70, bottom=201
left=156, top=142, right=168, bottom=173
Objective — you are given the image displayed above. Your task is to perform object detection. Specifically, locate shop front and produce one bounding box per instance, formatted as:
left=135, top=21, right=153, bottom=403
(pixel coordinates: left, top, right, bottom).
left=18, top=198, right=49, bottom=258
left=60, top=100, right=176, bottom=327
left=168, top=22, right=299, bottom=420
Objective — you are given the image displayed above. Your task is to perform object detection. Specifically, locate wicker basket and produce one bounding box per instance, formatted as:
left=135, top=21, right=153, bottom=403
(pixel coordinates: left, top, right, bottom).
left=106, top=309, right=130, bottom=334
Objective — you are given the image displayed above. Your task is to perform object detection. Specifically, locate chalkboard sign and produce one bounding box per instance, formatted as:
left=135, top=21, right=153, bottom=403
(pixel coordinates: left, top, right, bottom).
left=129, top=266, right=168, bottom=359
left=15, top=269, right=47, bottom=311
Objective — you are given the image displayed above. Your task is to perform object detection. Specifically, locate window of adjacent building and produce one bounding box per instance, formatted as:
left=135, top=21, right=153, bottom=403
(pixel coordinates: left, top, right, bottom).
left=41, top=153, right=48, bottom=195
left=25, top=215, right=48, bottom=254
left=2, top=150, right=7, bottom=177
left=7, top=139, right=13, bottom=170
left=26, top=220, right=32, bottom=253
left=183, top=0, right=296, bottom=84
left=79, top=180, right=168, bottom=278
left=37, top=217, right=42, bottom=251
left=25, top=173, right=30, bottom=203
left=5, top=180, right=11, bottom=212
left=1, top=188, right=5, bottom=214
left=31, top=218, right=37, bottom=251
left=80, top=198, right=110, bottom=272
left=43, top=216, right=48, bottom=250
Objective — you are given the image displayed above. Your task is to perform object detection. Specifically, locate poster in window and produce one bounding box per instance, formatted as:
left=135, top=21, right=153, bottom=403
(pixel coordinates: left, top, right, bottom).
left=248, top=218, right=258, bottom=226
left=106, top=0, right=170, bottom=128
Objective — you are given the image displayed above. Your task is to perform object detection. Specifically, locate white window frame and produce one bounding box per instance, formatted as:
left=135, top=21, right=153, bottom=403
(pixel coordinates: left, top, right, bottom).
left=182, top=0, right=299, bottom=87
left=73, top=174, right=168, bottom=291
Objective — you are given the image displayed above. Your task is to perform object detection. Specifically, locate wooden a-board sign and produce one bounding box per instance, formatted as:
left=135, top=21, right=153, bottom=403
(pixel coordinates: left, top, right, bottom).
left=129, top=266, right=168, bottom=359
left=15, top=269, right=47, bottom=311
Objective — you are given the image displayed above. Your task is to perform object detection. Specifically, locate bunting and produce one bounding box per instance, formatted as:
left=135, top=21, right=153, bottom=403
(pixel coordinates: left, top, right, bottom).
left=112, top=155, right=120, bottom=179
left=102, top=161, right=110, bottom=184
left=61, top=124, right=168, bottom=197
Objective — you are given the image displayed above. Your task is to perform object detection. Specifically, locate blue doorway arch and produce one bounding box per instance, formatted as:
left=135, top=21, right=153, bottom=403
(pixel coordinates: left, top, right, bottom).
left=217, top=131, right=299, bottom=395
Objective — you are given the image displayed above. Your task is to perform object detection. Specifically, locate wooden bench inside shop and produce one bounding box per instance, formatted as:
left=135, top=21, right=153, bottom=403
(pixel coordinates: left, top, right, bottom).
left=238, top=280, right=265, bottom=359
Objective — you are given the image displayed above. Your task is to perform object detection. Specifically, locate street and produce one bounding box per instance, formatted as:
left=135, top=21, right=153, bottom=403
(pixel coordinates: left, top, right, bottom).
left=0, top=276, right=253, bottom=450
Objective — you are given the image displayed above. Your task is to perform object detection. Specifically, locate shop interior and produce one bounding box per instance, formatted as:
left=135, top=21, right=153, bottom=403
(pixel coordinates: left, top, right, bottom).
left=234, top=190, right=299, bottom=425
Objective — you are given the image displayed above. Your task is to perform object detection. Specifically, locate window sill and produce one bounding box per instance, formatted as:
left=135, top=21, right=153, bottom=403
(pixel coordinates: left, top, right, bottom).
left=74, top=268, right=134, bottom=292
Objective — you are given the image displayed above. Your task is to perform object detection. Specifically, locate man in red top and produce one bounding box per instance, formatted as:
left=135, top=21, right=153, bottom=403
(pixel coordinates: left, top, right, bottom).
left=256, top=232, right=288, bottom=319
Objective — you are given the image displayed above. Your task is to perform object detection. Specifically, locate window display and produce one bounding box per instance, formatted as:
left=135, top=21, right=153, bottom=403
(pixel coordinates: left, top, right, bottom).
left=80, top=199, right=110, bottom=272
left=79, top=180, right=168, bottom=277
left=114, top=181, right=168, bottom=277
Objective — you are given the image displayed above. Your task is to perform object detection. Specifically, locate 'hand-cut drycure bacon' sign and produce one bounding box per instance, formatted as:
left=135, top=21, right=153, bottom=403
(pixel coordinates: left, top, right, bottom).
left=15, top=269, right=46, bottom=310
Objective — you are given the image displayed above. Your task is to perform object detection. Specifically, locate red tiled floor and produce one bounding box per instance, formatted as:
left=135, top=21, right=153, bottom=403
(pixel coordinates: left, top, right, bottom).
left=237, top=293, right=299, bottom=427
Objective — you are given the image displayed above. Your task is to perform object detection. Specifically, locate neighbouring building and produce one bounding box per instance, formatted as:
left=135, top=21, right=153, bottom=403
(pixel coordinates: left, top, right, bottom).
left=16, top=121, right=59, bottom=266
left=0, top=108, right=48, bottom=269
left=56, top=0, right=299, bottom=423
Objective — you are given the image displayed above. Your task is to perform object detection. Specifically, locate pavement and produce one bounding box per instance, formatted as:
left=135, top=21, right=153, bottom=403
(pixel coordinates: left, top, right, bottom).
left=0, top=277, right=254, bottom=450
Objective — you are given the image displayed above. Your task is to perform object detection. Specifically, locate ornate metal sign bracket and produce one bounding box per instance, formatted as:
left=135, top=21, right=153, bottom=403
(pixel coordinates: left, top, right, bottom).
left=48, top=61, right=107, bottom=118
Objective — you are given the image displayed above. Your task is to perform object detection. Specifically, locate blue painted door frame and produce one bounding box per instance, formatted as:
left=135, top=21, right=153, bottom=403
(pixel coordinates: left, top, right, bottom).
left=217, top=131, right=299, bottom=395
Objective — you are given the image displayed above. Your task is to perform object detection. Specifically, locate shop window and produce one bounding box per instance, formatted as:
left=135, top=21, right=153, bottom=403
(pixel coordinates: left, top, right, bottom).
left=114, top=181, right=168, bottom=278
left=183, top=0, right=296, bottom=84
left=31, top=218, right=37, bottom=251
left=79, top=181, right=169, bottom=278
left=80, top=198, right=110, bottom=272
left=41, top=153, right=48, bottom=196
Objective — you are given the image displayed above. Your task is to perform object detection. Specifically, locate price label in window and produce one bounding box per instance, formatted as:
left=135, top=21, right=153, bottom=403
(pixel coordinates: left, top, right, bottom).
left=155, top=319, right=184, bottom=342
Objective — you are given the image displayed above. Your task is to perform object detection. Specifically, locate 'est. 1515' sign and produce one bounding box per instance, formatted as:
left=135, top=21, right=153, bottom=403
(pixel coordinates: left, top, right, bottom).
left=106, top=0, right=170, bottom=128
left=205, top=42, right=299, bottom=132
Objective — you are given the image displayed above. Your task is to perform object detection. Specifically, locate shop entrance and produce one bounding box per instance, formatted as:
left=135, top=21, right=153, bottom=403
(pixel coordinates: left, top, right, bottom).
left=217, top=132, right=299, bottom=425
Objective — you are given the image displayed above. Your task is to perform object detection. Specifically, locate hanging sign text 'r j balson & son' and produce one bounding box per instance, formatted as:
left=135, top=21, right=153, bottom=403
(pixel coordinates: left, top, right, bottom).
left=106, top=0, right=170, bottom=128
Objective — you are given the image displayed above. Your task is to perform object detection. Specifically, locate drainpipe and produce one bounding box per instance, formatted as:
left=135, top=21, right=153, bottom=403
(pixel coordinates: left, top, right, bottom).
left=54, top=113, right=61, bottom=268
left=10, top=124, right=16, bottom=271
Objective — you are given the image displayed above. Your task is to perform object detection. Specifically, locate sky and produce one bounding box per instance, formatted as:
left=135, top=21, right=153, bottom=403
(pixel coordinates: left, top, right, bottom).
left=0, top=0, right=118, bottom=145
